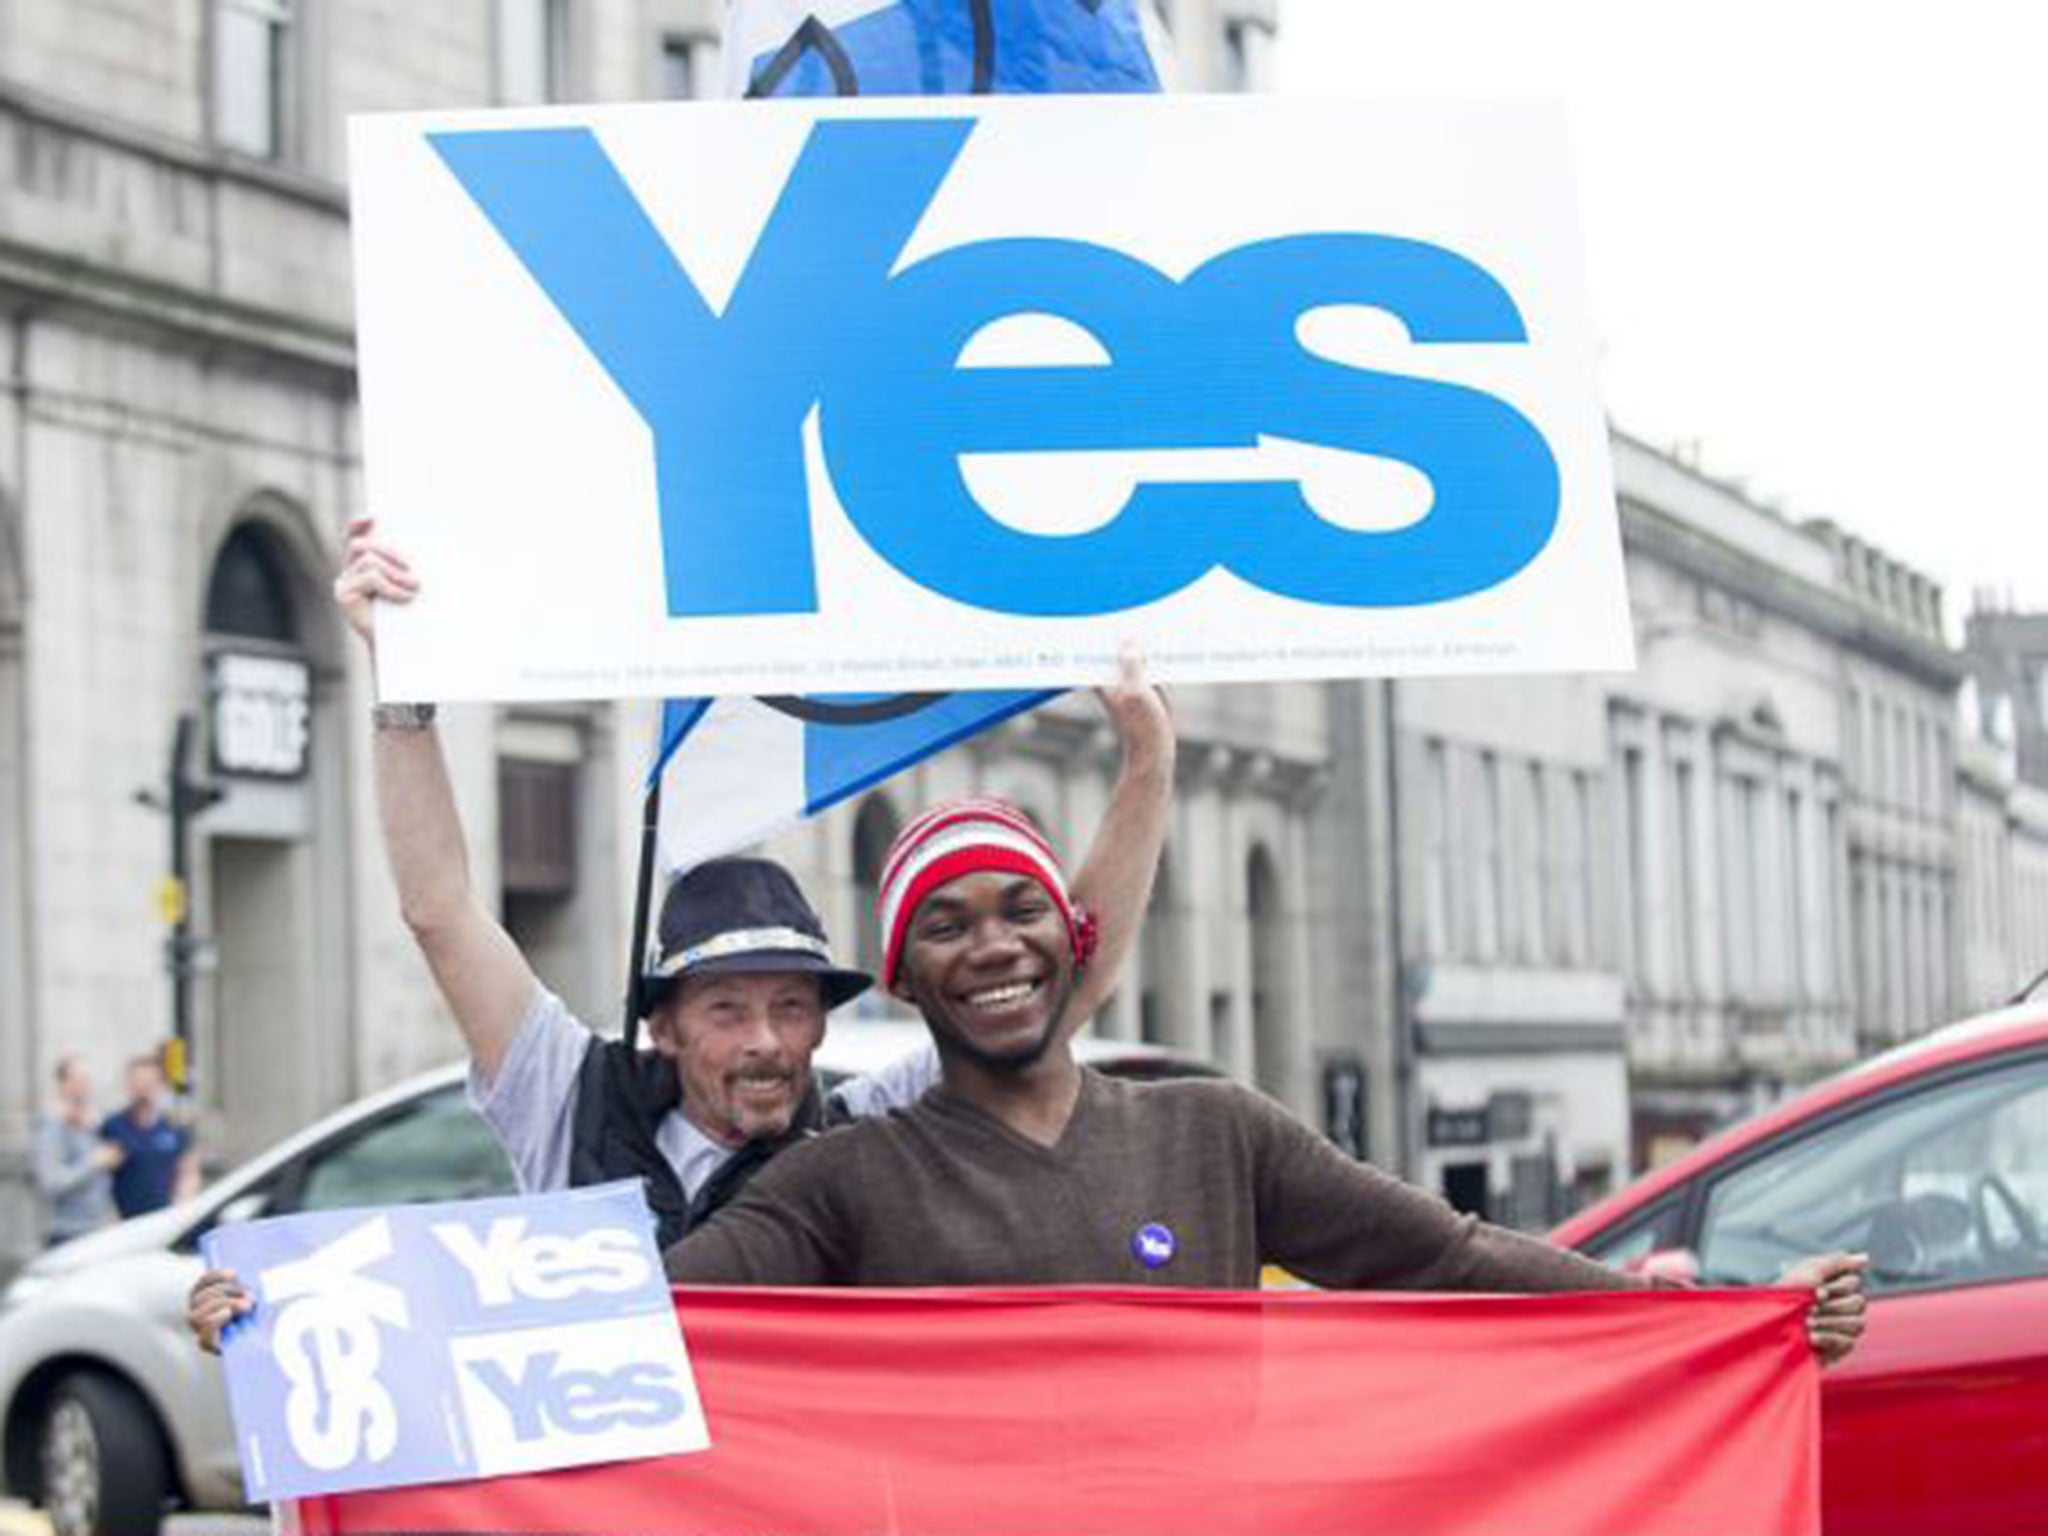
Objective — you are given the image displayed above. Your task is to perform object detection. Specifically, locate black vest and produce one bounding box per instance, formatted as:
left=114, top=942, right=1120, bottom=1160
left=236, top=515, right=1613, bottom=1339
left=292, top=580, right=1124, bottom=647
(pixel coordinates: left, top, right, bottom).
left=565, top=1035, right=839, bottom=1250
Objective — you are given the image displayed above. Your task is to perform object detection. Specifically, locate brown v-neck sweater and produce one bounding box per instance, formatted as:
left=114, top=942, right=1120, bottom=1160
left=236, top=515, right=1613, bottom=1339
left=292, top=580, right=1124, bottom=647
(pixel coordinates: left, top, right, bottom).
left=666, top=1070, right=1641, bottom=1293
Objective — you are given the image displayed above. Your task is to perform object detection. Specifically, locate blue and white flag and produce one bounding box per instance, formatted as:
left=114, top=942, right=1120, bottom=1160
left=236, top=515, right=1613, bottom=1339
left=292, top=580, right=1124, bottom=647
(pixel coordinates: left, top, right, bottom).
left=653, top=690, right=1057, bottom=869
left=721, top=0, right=1174, bottom=99
left=648, top=0, right=1155, bottom=869
left=203, top=1183, right=706, bottom=1501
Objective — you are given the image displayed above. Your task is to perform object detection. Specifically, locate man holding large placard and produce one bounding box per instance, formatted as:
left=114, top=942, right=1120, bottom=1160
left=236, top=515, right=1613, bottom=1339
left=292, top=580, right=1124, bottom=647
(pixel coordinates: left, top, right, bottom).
left=190, top=526, right=1172, bottom=1348
left=375, top=521, right=1164, bottom=1206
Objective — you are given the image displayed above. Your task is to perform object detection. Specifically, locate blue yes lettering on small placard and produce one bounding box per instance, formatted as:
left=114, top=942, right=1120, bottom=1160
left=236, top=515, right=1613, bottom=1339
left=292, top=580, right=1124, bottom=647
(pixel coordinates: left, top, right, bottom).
left=202, top=1181, right=703, bottom=1501
left=428, top=117, right=1559, bottom=623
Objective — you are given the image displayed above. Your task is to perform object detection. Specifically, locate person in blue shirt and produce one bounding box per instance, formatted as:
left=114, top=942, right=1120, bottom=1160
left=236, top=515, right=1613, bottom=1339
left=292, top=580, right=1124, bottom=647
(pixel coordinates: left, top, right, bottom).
left=99, top=1054, right=199, bottom=1217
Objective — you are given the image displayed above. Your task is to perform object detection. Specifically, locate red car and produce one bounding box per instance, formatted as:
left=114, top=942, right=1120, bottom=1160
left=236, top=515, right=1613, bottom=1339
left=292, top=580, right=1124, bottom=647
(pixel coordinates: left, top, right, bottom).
left=1552, top=1004, right=2048, bottom=1536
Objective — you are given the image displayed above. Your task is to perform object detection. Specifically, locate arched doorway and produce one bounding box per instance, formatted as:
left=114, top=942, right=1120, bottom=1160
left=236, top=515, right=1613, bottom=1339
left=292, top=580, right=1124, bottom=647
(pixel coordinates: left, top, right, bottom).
left=197, top=510, right=340, bottom=1161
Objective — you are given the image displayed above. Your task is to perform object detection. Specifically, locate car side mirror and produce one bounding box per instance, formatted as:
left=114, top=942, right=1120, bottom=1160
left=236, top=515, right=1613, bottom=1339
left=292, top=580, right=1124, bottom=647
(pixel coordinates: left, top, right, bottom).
left=1623, top=1247, right=1701, bottom=1284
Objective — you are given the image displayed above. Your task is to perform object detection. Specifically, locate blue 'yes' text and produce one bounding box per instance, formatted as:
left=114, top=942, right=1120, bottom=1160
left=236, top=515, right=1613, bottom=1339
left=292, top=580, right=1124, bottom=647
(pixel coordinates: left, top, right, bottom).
left=429, top=118, right=1560, bottom=618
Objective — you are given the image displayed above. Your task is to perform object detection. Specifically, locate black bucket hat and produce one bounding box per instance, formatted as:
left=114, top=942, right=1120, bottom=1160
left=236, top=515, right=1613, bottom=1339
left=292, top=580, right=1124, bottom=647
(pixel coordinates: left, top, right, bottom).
left=639, top=857, right=872, bottom=1017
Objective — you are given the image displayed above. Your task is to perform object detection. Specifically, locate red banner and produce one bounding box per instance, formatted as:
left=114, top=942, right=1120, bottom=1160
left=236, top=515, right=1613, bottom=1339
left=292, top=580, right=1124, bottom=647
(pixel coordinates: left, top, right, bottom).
left=289, top=1285, right=1817, bottom=1536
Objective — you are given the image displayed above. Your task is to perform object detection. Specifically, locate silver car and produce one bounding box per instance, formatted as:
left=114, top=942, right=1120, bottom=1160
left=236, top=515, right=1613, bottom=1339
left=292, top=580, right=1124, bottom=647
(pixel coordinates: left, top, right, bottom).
left=0, top=1064, right=512, bottom=1536
left=0, top=1030, right=1213, bottom=1535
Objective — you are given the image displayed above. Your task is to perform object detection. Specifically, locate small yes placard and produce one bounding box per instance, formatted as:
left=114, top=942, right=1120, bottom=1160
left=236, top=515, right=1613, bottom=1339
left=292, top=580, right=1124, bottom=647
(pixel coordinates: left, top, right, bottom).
left=204, top=1181, right=707, bottom=1500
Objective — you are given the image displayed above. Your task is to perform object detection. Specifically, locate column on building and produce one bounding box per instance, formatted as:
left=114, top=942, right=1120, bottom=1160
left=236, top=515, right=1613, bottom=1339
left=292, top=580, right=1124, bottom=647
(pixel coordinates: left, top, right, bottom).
left=194, top=504, right=360, bottom=1164
left=0, top=485, right=28, bottom=1257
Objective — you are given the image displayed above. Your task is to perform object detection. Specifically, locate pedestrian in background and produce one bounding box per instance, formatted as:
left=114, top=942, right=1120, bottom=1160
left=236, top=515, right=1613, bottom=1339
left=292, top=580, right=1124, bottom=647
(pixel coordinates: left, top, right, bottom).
left=99, top=1054, right=199, bottom=1218
left=32, top=1056, right=119, bottom=1247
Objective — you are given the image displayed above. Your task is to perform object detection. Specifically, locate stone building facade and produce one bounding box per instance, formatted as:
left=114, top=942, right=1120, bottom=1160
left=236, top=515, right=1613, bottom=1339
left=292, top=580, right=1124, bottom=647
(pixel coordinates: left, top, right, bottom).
left=1958, top=601, right=2048, bottom=1011
left=1965, top=605, right=2048, bottom=791
left=1956, top=741, right=2048, bottom=1015
left=1388, top=435, right=1964, bottom=1218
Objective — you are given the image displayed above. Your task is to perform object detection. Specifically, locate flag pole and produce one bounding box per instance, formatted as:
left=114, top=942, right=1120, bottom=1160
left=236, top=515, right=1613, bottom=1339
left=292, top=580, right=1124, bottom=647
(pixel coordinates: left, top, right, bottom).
left=622, top=773, right=664, bottom=1052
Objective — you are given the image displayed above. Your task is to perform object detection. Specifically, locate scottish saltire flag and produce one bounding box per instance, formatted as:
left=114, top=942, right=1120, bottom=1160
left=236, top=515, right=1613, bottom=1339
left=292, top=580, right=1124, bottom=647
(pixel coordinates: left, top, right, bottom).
left=644, top=1, right=1160, bottom=870
left=722, top=0, right=1173, bottom=99
left=651, top=691, right=1057, bottom=869
left=290, top=1286, right=1821, bottom=1536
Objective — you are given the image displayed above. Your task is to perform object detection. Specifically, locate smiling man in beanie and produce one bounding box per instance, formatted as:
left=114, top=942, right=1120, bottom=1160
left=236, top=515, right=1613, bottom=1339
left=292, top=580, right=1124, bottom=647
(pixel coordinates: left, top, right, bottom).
left=666, top=799, right=1868, bottom=1368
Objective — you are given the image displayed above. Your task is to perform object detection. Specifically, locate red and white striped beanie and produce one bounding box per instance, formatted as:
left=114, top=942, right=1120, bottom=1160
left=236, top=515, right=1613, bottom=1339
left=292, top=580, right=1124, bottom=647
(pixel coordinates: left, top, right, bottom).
left=877, top=797, right=1096, bottom=986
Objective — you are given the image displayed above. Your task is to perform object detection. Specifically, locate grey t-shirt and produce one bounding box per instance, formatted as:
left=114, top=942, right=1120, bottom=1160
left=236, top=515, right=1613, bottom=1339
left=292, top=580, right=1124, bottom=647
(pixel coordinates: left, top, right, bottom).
left=34, top=1115, right=114, bottom=1242
left=470, top=986, right=939, bottom=1202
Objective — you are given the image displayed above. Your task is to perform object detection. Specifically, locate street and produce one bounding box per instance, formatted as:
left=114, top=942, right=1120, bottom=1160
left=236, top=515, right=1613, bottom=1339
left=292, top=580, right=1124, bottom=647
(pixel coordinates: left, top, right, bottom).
left=0, top=1505, right=265, bottom=1536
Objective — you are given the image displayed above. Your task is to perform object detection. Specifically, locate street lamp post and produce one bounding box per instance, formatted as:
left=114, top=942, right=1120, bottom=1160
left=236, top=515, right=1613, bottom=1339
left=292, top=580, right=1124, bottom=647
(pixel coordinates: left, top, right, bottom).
left=135, top=712, right=224, bottom=1091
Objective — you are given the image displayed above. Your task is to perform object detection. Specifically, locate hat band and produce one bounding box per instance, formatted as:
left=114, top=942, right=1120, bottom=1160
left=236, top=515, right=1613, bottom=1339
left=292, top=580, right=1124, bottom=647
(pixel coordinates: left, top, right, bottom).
left=652, top=925, right=832, bottom=977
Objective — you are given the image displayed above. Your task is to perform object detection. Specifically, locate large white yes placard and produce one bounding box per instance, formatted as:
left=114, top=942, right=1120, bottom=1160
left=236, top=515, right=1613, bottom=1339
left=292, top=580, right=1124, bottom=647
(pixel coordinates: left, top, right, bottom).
left=350, top=95, right=1631, bottom=702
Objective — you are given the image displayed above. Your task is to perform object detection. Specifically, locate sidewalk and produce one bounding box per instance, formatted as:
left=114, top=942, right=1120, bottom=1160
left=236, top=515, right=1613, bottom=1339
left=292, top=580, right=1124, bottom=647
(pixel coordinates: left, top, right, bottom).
left=0, top=1504, right=264, bottom=1534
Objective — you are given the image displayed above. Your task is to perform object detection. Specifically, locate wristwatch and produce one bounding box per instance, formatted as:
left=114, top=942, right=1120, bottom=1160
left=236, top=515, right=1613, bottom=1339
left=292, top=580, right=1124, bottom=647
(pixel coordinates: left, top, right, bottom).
left=371, top=701, right=438, bottom=730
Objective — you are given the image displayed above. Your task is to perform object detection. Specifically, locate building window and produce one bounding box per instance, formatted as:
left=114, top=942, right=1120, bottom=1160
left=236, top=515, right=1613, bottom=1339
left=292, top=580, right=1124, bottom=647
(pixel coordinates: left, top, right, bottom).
left=1822, top=802, right=1842, bottom=1003
left=1669, top=759, right=1697, bottom=996
left=1850, top=853, right=1871, bottom=1032
left=1877, top=863, right=1899, bottom=1031
left=1931, top=879, right=1951, bottom=1019
left=1922, top=716, right=1942, bottom=819
left=1423, top=740, right=1451, bottom=955
left=1784, top=788, right=1806, bottom=1002
left=1622, top=747, right=1649, bottom=987
left=1140, top=853, right=1178, bottom=1046
left=1518, top=762, right=1546, bottom=964
left=205, top=525, right=298, bottom=642
left=1898, top=712, right=1914, bottom=815
left=1893, top=702, right=1913, bottom=811
left=214, top=0, right=292, bottom=159
left=499, top=758, right=577, bottom=897
left=1247, top=845, right=1287, bottom=1095
left=498, top=0, right=572, bottom=105
left=661, top=30, right=721, bottom=100
left=1844, top=685, right=1862, bottom=782
left=1725, top=776, right=1762, bottom=999
left=1562, top=771, right=1594, bottom=966
left=1473, top=751, right=1502, bottom=960
left=1220, top=17, right=1275, bottom=92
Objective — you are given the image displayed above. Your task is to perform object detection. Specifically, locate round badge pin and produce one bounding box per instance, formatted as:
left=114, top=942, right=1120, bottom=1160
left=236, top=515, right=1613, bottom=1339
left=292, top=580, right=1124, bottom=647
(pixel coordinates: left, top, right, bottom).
left=1131, top=1222, right=1177, bottom=1270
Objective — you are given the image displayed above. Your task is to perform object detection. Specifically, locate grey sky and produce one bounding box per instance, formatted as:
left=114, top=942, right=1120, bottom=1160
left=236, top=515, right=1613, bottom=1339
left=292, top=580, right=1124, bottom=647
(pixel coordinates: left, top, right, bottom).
left=1276, top=1, right=2048, bottom=630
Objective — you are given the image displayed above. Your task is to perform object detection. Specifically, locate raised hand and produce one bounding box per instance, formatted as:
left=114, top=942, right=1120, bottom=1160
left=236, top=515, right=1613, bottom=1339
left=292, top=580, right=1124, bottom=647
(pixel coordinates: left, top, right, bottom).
left=188, top=1267, right=255, bottom=1356
left=332, top=515, right=421, bottom=652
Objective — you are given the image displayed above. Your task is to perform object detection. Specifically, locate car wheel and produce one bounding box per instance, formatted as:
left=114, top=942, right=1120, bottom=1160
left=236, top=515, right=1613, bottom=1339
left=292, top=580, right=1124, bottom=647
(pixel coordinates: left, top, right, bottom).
left=37, top=1371, right=170, bottom=1536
